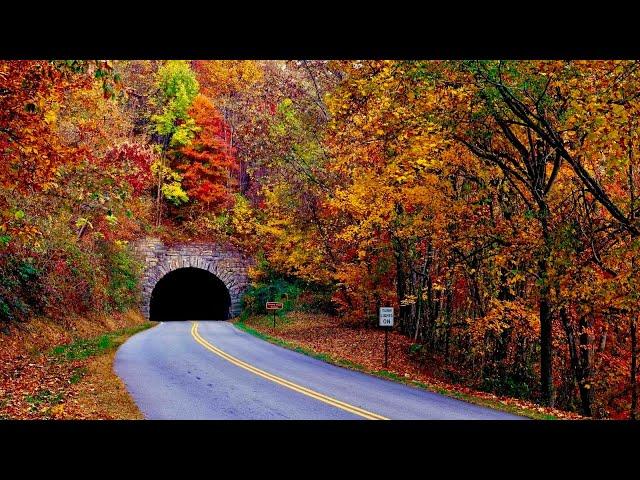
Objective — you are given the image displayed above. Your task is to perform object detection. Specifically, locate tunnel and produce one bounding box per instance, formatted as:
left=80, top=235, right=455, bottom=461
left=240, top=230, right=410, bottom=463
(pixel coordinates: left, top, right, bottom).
left=149, top=267, right=231, bottom=321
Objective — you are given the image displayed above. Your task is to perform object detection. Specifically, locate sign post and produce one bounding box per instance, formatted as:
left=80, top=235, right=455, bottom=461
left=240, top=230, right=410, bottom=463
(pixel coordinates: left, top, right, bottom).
left=266, top=301, right=284, bottom=328
left=379, top=307, right=394, bottom=367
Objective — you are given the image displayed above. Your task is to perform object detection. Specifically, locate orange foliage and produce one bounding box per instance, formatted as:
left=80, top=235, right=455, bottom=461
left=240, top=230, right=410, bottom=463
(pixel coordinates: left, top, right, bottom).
left=177, top=94, right=238, bottom=211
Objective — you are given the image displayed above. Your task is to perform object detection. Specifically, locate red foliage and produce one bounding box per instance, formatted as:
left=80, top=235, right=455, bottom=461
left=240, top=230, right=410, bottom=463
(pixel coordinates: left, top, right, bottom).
left=452, top=276, right=469, bottom=309
left=103, top=142, right=155, bottom=196
left=0, top=61, right=89, bottom=192
left=177, top=95, right=238, bottom=211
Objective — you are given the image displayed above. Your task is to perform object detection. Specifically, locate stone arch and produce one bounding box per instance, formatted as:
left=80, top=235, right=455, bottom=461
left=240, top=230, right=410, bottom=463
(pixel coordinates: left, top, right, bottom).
left=131, top=237, right=251, bottom=320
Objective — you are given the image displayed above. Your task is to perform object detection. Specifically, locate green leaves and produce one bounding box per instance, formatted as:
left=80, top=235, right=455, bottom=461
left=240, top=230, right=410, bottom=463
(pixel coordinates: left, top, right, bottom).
left=105, top=214, right=118, bottom=226
left=150, top=160, right=189, bottom=205
left=161, top=181, right=189, bottom=206
left=152, top=61, right=200, bottom=146
left=75, top=217, right=92, bottom=230
left=156, top=60, right=200, bottom=104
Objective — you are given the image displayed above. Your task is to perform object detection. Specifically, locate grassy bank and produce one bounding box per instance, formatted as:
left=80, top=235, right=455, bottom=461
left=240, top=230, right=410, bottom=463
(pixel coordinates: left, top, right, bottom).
left=0, top=310, right=153, bottom=420
left=49, top=323, right=152, bottom=362
left=52, top=323, right=154, bottom=419
left=235, top=313, right=582, bottom=420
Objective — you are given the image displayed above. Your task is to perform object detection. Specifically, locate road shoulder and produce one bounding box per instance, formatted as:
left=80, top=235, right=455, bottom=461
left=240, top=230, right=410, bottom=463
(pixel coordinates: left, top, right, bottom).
left=234, top=313, right=582, bottom=420
left=0, top=311, right=153, bottom=420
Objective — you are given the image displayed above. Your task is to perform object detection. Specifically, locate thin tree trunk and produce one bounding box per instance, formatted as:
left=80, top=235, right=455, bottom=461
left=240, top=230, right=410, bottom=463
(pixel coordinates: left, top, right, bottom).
left=396, top=253, right=408, bottom=331
left=155, top=162, right=163, bottom=226
left=559, top=305, right=593, bottom=416
left=444, top=283, right=453, bottom=364
left=632, top=315, right=637, bottom=419
left=578, top=314, right=593, bottom=417
left=538, top=202, right=554, bottom=407
left=414, top=249, right=430, bottom=341
left=156, top=135, right=170, bottom=227
left=631, top=232, right=637, bottom=420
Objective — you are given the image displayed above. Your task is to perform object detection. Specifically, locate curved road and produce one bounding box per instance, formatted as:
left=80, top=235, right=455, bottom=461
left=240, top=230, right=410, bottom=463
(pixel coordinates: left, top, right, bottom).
left=114, top=321, right=523, bottom=420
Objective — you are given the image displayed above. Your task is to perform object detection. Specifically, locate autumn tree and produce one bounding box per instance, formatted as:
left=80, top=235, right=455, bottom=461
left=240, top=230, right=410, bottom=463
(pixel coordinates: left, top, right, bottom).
left=0, top=60, right=145, bottom=324
left=4, top=59, right=640, bottom=420
left=150, top=60, right=200, bottom=225
left=446, top=60, right=640, bottom=415
left=177, top=94, right=238, bottom=213
left=193, top=60, right=262, bottom=193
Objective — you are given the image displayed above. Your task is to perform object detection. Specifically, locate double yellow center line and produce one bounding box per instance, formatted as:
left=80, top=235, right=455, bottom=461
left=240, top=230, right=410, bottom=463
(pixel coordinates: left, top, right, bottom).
left=191, top=322, right=388, bottom=420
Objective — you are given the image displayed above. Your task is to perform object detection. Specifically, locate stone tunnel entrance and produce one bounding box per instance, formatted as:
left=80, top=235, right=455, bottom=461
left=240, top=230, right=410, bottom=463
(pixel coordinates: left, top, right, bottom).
left=132, top=237, right=251, bottom=319
left=149, top=267, right=231, bottom=321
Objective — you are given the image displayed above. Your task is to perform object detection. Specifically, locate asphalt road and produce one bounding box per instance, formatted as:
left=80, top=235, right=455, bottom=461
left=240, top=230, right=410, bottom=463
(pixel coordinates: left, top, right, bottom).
left=114, top=321, right=524, bottom=420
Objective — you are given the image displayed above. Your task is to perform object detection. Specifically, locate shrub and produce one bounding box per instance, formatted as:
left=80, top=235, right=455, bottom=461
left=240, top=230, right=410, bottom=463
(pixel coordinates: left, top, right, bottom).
left=241, top=274, right=338, bottom=317
left=242, top=278, right=301, bottom=315
left=0, top=235, right=142, bottom=325
left=0, top=254, right=44, bottom=323
left=98, top=240, right=142, bottom=312
left=296, top=289, right=337, bottom=315
left=480, top=367, right=535, bottom=399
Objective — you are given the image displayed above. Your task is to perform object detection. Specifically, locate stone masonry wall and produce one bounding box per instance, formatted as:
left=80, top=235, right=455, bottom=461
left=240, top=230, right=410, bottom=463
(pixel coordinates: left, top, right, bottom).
left=130, top=237, right=252, bottom=319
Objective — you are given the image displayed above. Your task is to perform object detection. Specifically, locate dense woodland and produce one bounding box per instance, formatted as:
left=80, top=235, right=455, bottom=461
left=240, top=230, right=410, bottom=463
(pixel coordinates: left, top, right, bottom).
left=1, top=60, right=640, bottom=418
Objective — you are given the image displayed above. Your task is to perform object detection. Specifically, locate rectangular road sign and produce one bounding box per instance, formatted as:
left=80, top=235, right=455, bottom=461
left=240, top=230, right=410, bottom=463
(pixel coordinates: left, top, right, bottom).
left=266, top=302, right=284, bottom=310
left=379, top=307, right=394, bottom=327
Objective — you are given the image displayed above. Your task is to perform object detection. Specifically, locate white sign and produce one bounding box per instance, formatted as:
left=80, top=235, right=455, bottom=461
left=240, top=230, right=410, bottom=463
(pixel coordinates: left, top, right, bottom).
left=379, top=307, right=394, bottom=327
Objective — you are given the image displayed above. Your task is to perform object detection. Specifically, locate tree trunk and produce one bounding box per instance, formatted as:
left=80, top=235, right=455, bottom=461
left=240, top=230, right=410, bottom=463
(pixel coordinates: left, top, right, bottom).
left=560, top=306, right=593, bottom=416
left=444, top=284, right=453, bottom=364
left=629, top=141, right=638, bottom=420
left=155, top=135, right=170, bottom=227
left=577, top=314, right=593, bottom=417
left=632, top=315, right=637, bottom=419
left=494, top=267, right=515, bottom=365
left=538, top=202, right=554, bottom=407
left=392, top=237, right=408, bottom=332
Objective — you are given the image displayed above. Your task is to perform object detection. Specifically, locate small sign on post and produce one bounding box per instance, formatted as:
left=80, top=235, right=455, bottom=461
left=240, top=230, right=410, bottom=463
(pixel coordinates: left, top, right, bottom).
left=379, top=307, right=394, bottom=367
left=379, top=307, right=394, bottom=327
left=266, top=301, right=284, bottom=328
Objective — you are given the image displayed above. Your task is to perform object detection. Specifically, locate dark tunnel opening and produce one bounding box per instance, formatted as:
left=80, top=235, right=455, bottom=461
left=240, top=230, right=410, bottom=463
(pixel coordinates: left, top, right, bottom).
left=149, top=267, right=231, bottom=321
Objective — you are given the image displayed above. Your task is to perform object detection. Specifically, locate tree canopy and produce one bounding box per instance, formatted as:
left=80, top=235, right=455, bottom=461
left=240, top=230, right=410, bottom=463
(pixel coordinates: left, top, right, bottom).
left=1, top=59, right=639, bottom=418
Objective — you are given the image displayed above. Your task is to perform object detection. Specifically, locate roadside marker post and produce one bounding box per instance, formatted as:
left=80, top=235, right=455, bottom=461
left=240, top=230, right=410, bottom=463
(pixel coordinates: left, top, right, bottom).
left=266, top=301, right=284, bottom=328
left=379, top=307, right=394, bottom=368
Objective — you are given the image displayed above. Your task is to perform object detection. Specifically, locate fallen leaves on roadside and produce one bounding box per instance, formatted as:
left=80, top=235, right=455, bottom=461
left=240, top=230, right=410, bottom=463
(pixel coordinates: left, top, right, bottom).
left=242, top=312, right=583, bottom=420
left=1, top=310, right=146, bottom=420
